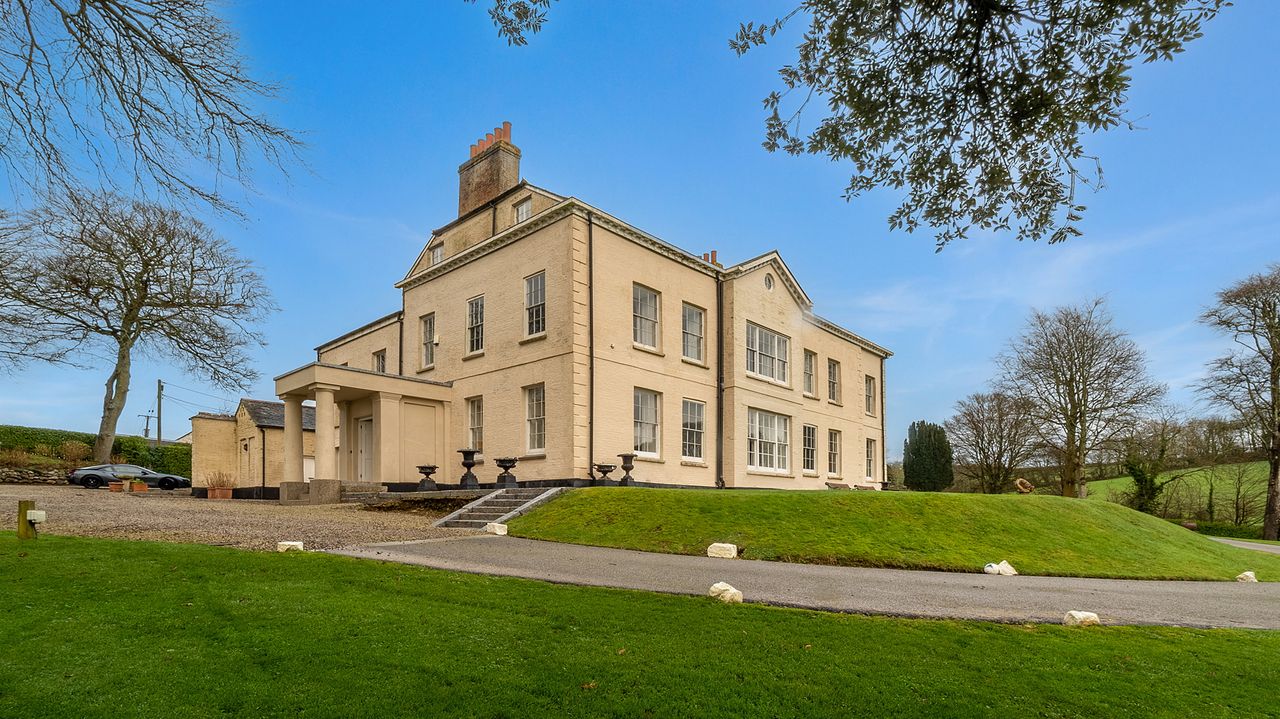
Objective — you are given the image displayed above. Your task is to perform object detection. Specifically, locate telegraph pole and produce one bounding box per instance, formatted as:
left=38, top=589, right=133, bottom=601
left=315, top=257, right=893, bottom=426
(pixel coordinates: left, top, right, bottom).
left=156, top=379, right=164, bottom=446
left=138, top=413, right=154, bottom=439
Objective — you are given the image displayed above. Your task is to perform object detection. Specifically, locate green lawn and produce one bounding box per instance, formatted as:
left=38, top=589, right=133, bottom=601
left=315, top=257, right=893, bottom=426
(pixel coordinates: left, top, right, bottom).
left=1, top=534, right=1277, bottom=718
left=506, top=487, right=1280, bottom=581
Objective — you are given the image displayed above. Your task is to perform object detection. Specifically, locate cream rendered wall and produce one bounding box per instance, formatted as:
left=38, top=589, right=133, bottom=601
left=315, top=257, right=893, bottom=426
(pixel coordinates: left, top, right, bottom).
left=585, top=222, right=720, bottom=486
left=401, top=214, right=579, bottom=481
left=190, top=415, right=236, bottom=487
left=317, top=321, right=401, bottom=373
left=722, top=262, right=885, bottom=489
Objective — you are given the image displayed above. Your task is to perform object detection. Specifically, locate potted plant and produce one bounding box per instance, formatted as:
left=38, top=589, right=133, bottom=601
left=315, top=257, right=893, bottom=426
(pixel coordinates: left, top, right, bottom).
left=118, top=473, right=147, bottom=493
left=205, top=471, right=235, bottom=500
left=108, top=479, right=125, bottom=492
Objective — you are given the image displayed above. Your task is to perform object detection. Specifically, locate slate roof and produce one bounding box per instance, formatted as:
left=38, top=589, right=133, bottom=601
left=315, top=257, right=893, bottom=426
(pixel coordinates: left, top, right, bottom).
left=239, top=398, right=316, bottom=431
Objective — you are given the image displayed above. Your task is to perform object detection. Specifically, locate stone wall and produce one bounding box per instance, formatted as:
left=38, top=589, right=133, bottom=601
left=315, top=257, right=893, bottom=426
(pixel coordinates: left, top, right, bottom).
left=0, top=467, right=66, bottom=485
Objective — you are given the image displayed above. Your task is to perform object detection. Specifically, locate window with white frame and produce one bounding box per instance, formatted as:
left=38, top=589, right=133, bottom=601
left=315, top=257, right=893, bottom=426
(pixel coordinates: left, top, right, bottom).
left=525, top=272, right=546, bottom=336
left=828, top=430, right=842, bottom=476
left=466, top=397, right=484, bottom=454
left=373, top=349, right=386, bottom=374
left=865, top=375, right=877, bottom=415
left=681, top=303, right=705, bottom=362
left=420, top=314, right=435, bottom=368
left=429, top=244, right=444, bottom=266
left=633, top=388, right=660, bottom=456
left=802, top=425, right=818, bottom=472
left=514, top=197, right=533, bottom=223
left=746, top=322, right=789, bottom=383
left=828, top=359, right=841, bottom=402
left=526, top=384, right=546, bottom=453
left=866, top=438, right=877, bottom=481
left=747, top=408, right=790, bottom=471
left=632, top=284, right=659, bottom=348
left=681, top=399, right=705, bottom=461
left=803, top=351, right=816, bottom=395
left=466, top=296, right=484, bottom=354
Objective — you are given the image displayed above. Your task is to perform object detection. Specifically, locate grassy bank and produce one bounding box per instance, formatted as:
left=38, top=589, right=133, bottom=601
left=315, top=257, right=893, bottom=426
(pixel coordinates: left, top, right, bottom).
left=2, top=534, right=1278, bottom=718
left=507, top=487, right=1280, bottom=581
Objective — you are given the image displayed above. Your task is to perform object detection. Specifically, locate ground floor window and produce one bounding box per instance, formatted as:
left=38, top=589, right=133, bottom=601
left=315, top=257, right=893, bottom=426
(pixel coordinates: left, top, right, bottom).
left=466, top=397, right=483, bottom=454
left=747, top=408, right=789, bottom=471
left=802, top=425, right=817, bottom=472
left=866, top=438, right=877, bottom=481
left=526, top=385, right=546, bottom=453
left=681, top=399, right=705, bottom=461
left=828, top=430, right=841, bottom=476
left=634, top=388, right=660, bottom=456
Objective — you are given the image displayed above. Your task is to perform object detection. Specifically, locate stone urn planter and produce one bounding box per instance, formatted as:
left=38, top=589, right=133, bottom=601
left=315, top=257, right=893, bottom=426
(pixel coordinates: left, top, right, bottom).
left=416, top=465, right=439, bottom=491
left=593, top=463, right=617, bottom=484
left=495, top=457, right=519, bottom=488
left=207, top=487, right=233, bottom=500
left=457, top=449, right=480, bottom=489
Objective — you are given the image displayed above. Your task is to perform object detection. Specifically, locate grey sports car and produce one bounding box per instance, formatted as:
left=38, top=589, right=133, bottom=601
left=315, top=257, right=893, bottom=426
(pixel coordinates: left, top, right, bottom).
left=67, top=464, right=192, bottom=490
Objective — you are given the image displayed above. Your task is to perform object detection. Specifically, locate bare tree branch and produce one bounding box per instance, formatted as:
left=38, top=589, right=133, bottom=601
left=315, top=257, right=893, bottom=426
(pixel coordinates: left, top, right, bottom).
left=0, top=0, right=301, bottom=212
left=0, top=191, right=276, bottom=460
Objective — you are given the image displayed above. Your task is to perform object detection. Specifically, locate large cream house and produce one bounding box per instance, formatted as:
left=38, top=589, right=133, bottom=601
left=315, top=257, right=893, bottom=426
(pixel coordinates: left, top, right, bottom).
left=271, top=123, right=891, bottom=491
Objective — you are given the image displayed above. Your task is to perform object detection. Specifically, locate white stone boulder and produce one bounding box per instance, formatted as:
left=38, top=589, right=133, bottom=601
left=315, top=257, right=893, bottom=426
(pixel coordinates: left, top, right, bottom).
left=707, top=542, right=738, bottom=559
left=708, top=581, right=743, bottom=604
left=982, top=560, right=1018, bottom=576
left=277, top=541, right=304, bottom=552
left=484, top=522, right=508, bottom=536
left=1063, top=611, right=1101, bottom=627
left=1236, top=571, right=1258, bottom=583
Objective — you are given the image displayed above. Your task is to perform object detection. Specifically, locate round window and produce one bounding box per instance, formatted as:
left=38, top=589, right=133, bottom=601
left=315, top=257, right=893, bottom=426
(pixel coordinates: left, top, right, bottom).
left=765, top=274, right=775, bottom=290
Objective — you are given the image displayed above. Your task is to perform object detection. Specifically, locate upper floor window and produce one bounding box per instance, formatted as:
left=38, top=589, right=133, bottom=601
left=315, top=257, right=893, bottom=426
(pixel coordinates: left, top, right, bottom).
left=466, top=296, right=485, bottom=354
left=803, top=351, right=817, bottom=395
left=525, top=272, right=546, bottom=337
left=828, top=430, right=842, bottom=476
left=429, top=244, right=444, bottom=266
left=681, top=303, right=705, bottom=363
left=420, top=313, right=436, bottom=368
left=747, top=408, right=790, bottom=472
left=632, top=284, right=660, bottom=349
left=746, top=322, right=789, bottom=383
left=467, top=397, right=484, bottom=454
left=828, top=359, right=841, bottom=403
left=373, top=349, right=387, bottom=374
left=681, top=399, right=705, bottom=461
left=802, top=424, right=817, bottom=473
left=865, top=375, right=877, bottom=415
left=526, top=384, right=546, bottom=453
left=514, top=198, right=533, bottom=223
left=634, top=388, right=661, bottom=457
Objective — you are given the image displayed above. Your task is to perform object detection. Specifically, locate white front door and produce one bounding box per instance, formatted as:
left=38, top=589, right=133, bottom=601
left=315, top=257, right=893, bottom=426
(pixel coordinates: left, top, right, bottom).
left=357, top=418, right=374, bottom=483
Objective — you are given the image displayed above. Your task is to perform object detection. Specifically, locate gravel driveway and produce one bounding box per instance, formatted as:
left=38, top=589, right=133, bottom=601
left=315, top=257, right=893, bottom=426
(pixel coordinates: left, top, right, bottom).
left=2, top=484, right=470, bottom=551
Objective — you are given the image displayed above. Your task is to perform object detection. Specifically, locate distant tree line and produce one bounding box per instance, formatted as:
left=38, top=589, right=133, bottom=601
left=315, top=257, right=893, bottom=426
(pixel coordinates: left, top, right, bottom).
left=903, top=266, right=1280, bottom=540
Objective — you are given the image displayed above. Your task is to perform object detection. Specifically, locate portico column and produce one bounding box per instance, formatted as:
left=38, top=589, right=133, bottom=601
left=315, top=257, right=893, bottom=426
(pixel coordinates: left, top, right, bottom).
left=313, top=384, right=339, bottom=481
left=372, top=392, right=402, bottom=486
left=281, top=394, right=304, bottom=484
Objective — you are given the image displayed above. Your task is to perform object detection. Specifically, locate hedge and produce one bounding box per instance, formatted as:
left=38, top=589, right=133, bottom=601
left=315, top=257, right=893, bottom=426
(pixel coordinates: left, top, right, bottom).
left=0, top=425, right=191, bottom=477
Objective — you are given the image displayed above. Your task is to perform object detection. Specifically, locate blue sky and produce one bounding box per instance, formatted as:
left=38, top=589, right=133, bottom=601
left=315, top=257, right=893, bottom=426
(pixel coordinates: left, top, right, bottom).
left=4, top=2, right=1278, bottom=459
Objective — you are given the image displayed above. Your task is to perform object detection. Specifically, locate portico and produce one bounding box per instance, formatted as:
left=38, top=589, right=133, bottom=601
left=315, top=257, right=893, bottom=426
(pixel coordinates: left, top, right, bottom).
left=274, top=363, right=453, bottom=494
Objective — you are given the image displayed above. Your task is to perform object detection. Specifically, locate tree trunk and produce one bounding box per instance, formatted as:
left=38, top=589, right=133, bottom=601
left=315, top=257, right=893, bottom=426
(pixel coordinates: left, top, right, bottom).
left=1265, top=450, right=1279, bottom=541
left=92, top=341, right=133, bottom=462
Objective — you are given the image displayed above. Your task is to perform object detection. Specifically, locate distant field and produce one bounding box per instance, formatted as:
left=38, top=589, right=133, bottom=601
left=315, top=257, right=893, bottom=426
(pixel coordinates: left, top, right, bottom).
left=1088, top=461, right=1269, bottom=523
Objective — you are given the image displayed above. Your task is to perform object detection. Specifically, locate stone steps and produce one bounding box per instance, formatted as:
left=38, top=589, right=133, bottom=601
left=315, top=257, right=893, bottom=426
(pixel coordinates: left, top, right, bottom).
left=434, top=487, right=565, bottom=529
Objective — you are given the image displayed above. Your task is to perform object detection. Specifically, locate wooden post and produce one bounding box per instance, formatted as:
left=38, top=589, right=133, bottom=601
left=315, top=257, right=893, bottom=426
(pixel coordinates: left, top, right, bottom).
left=16, top=500, right=36, bottom=540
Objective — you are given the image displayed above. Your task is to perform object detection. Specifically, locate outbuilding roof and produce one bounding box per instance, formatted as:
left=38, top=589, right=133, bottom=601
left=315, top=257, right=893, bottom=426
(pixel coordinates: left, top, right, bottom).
left=239, top=399, right=316, bottom=431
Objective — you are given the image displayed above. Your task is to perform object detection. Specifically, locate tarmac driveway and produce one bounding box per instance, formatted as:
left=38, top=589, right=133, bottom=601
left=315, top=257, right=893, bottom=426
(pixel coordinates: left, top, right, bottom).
left=331, top=535, right=1280, bottom=629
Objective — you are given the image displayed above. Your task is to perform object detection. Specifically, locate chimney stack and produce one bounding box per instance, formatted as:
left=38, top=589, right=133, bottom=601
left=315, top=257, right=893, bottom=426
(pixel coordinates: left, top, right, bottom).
left=458, top=122, right=520, bottom=216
